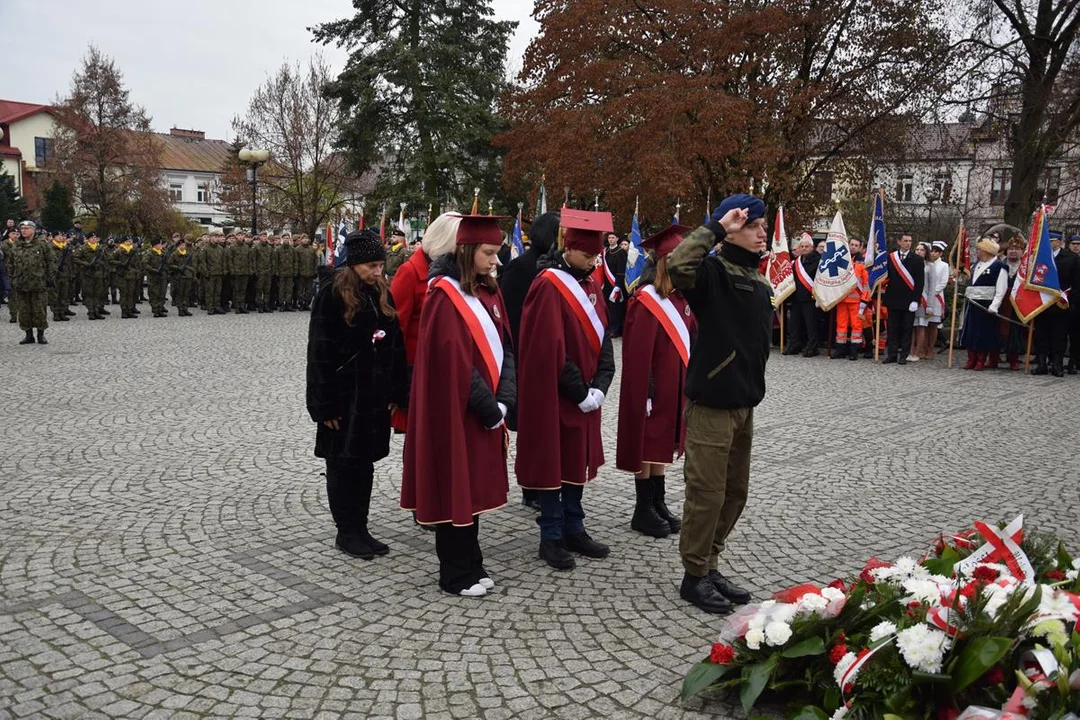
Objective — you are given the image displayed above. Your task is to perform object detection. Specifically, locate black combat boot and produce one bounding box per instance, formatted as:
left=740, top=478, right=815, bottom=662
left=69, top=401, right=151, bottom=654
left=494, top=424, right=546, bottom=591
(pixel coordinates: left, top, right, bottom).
left=335, top=532, right=375, bottom=560
left=630, top=479, right=670, bottom=538
left=538, top=540, right=575, bottom=570
left=848, top=342, right=860, bottom=360
left=862, top=330, right=875, bottom=358
left=35, top=329, right=47, bottom=345
left=564, top=531, right=610, bottom=558
left=707, top=571, right=752, bottom=604
left=680, top=573, right=732, bottom=614
left=651, top=475, right=680, bottom=534
left=830, top=342, right=846, bottom=359
left=1050, top=354, right=1065, bottom=378
left=1032, top=355, right=1049, bottom=375
left=19, top=329, right=35, bottom=344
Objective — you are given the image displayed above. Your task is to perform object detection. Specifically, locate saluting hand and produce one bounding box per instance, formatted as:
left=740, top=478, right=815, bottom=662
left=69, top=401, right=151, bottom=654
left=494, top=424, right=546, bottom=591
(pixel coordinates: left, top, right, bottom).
left=719, top=208, right=750, bottom=234
left=323, top=418, right=341, bottom=430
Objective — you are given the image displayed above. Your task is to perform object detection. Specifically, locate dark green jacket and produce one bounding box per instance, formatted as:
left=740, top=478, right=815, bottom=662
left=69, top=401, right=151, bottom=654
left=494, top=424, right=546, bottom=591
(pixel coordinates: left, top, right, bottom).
left=9, top=237, right=54, bottom=291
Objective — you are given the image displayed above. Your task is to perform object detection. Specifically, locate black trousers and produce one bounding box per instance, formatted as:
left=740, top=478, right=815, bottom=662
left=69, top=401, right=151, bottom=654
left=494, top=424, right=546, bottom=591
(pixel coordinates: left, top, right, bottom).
left=606, top=296, right=626, bottom=336
left=1069, top=309, right=1080, bottom=365
left=885, top=308, right=914, bottom=359
left=435, top=517, right=484, bottom=594
left=325, top=458, right=374, bottom=534
left=1034, top=306, right=1069, bottom=358
left=789, top=302, right=818, bottom=351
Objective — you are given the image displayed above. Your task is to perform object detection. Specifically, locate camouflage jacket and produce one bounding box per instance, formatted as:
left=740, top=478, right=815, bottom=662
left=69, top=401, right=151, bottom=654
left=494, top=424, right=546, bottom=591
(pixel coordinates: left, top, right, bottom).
left=73, top=242, right=109, bottom=279
left=168, top=247, right=196, bottom=278
left=253, top=242, right=273, bottom=274
left=9, top=237, right=55, bottom=291
left=273, top=244, right=297, bottom=276
left=143, top=247, right=170, bottom=277
left=47, top=240, right=76, bottom=281
left=110, top=245, right=143, bottom=280
left=297, top=246, right=319, bottom=278
left=226, top=242, right=252, bottom=275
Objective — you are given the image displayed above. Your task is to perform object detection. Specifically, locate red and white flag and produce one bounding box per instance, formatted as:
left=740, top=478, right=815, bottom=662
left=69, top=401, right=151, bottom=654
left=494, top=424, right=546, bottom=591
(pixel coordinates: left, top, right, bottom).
left=767, top=205, right=794, bottom=305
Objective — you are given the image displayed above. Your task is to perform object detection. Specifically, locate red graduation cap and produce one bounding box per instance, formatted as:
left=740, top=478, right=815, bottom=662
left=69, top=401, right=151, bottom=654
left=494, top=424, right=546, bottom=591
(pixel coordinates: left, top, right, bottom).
left=641, top=224, right=693, bottom=260
left=560, top=208, right=613, bottom=255
left=456, top=215, right=509, bottom=246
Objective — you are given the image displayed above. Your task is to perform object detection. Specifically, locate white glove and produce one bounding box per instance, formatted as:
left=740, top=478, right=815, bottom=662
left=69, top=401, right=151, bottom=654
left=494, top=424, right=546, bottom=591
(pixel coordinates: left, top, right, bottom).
left=988, top=303, right=1001, bottom=314
left=646, top=398, right=653, bottom=417
left=858, top=302, right=867, bottom=315
left=577, top=394, right=599, bottom=414
left=486, top=402, right=508, bottom=430
left=587, top=388, right=605, bottom=409
left=608, top=287, right=621, bottom=303
left=908, top=301, right=918, bottom=313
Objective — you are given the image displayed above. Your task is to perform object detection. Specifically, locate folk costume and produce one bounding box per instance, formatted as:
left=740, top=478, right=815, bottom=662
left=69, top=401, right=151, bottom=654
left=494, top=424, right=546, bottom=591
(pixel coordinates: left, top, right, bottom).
left=959, top=239, right=1008, bottom=371
left=616, top=224, right=697, bottom=539
left=400, top=216, right=517, bottom=597
left=306, top=230, right=408, bottom=561
left=515, top=209, right=616, bottom=571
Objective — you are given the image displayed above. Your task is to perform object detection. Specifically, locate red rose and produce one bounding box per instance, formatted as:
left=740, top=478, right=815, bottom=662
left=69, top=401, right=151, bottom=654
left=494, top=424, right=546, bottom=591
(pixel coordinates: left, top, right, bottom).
left=843, top=683, right=854, bottom=696
left=710, top=643, right=735, bottom=665
left=835, top=632, right=847, bottom=644
left=829, top=644, right=849, bottom=665
left=983, top=666, right=1006, bottom=685
left=973, top=566, right=1000, bottom=584
left=1045, top=569, right=1066, bottom=581
left=959, top=582, right=979, bottom=599
left=827, top=578, right=848, bottom=593
left=860, top=557, right=891, bottom=584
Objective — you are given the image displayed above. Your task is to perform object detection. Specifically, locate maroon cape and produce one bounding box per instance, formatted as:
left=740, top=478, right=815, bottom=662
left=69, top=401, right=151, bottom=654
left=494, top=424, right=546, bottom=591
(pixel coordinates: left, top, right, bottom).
left=515, top=270, right=607, bottom=489
left=389, top=250, right=431, bottom=432
left=616, top=290, right=696, bottom=472
left=400, top=283, right=510, bottom=526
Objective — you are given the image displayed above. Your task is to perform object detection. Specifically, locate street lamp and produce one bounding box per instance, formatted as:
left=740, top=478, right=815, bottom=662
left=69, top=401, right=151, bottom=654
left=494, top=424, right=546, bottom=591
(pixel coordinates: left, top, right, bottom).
left=238, top=148, right=270, bottom=234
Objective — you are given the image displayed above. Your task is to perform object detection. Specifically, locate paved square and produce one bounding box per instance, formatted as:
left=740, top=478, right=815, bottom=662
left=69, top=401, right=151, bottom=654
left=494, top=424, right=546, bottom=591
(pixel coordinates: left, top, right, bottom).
left=2, top=310, right=1077, bottom=719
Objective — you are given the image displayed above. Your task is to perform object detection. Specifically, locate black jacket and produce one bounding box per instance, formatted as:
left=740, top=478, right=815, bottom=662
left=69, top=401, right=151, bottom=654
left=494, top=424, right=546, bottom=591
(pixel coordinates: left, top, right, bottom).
left=882, top=249, right=926, bottom=310
left=499, top=211, right=560, bottom=346
left=428, top=254, right=517, bottom=428
left=306, top=277, right=408, bottom=461
left=668, top=223, right=773, bottom=410
left=793, top=251, right=819, bottom=303
left=1055, top=249, right=1077, bottom=309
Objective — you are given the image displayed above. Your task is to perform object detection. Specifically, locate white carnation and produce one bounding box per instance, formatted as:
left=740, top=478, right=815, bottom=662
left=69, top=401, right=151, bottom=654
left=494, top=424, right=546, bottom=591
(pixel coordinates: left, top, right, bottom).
left=745, top=626, right=764, bottom=650
left=833, top=651, right=857, bottom=686
left=796, top=593, right=829, bottom=615
left=770, top=603, right=798, bottom=625
left=903, top=578, right=944, bottom=605
left=830, top=706, right=849, bottom=720
left=869, top=621, right=897, bottom=643
left=764, top=621, right=793, bottom=647
left=820, top=586, right=845, bottom=603
left=896, top=625, right=951, bottom=673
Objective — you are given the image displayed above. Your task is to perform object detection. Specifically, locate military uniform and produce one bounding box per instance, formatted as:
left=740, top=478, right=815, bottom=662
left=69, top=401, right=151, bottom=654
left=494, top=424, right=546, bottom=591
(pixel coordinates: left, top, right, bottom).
left=202, top=238, right=226, bottom=314
left=274, top=239, right=297, bottom=311
left=143, top=243, right=170, bottom=317
left=385, top=241, right=409, bottom=280
left=110, top=241, right=142, bottom=318
left=296, top=243, right=319, bottom=309
left=4, top=235, right=18, bottom=323
left=47, top=236, right=75, bottom=321
left=9, top=225, right=54, bottom=343
left=167, top=243, right=195, bottom=316
left=74, top=236, right=108, bottom=319
left=227, top=237, right=252, bottom=313
left=253, top=237, right=273, bottom=312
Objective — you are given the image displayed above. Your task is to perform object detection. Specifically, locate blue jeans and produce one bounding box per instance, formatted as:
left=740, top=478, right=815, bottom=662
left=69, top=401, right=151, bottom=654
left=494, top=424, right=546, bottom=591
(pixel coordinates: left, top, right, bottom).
left=537, top=484, right=585, bottom=541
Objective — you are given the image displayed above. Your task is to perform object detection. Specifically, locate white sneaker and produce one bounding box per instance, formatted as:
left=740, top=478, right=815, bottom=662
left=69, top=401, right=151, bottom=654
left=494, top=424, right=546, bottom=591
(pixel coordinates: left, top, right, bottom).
left=906, top=354, right=920, bottom=362
left=459, top=583, right=487, bottom=597
left=478, top=577, right=495, bottom=590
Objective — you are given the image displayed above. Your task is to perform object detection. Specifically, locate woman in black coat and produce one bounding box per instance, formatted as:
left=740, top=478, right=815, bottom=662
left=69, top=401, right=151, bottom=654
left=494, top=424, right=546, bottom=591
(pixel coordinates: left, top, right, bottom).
left=306, top=230, right=408, bottom=560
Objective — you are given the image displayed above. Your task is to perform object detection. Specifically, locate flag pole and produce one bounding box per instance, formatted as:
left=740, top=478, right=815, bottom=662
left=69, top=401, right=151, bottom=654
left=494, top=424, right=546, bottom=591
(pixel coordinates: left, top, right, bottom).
left=1024, top=324, right=1034, bottom=373
left=946, top=223, right=964, bottom=368
left=874, top=289, right=882, bottom=361
left=779, top=302, right=785, bottom=354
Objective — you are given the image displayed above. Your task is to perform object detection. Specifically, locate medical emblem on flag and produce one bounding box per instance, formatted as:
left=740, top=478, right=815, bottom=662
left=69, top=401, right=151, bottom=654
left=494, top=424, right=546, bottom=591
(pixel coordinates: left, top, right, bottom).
left=767, top=205, right=794, bottom=304
left=1010, top=205, right=1065, bottom=322
left=812, top=210, right=857, bottom=311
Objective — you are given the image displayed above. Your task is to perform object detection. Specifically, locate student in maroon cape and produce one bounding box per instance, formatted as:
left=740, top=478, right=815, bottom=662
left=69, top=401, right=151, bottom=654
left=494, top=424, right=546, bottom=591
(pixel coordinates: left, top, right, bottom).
left=516, top=209, right=616, bottom=571
left=616, top=224, right=697, bottom=539
left=400, top=215, right=517, bottom=598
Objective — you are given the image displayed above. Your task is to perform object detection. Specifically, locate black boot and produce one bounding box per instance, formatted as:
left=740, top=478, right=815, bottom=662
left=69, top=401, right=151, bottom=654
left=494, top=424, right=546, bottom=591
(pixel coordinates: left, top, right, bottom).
left=1050, top=354, right=1065, bottom=378
left=631, top=479, right=671, bottom=538
left=707, top=571, right=752, bottom=604
left=651, top=475, right=680, bottom=534
left=1068, top=360, right=1078, bottom=376
left=19, top=329, right=35, bottom=344
left=830, top=342, right=846, bottom=359
left=538, top=540, right=575, bottom=570
left=782, top=345, right=802, bottom=356
left=335, top=532, right=375, bottom=560
left=680, top=573, right=732, bottom=614
left=353, top=470, right=387, bottom=556
left=564, top=531, right=610, bottom=558
left=1032, top=355, right=1049, bottom=375
left=848, top=342, right=860, bottom=360
left=36, top=329, right=47, bottom=345
left=862, top=330, right=875, bottom=358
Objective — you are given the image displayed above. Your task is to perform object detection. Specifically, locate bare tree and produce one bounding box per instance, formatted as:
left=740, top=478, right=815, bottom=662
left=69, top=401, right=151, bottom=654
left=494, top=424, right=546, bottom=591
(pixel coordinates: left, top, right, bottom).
left=231, top=56, right=353, bottom=237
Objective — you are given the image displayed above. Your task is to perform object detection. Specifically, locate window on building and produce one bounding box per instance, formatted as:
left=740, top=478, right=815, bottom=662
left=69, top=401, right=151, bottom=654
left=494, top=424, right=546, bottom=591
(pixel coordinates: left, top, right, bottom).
left=168, top=180, right=184, bottom=203
left=990, top=168, right=1011, bottom=205
left=1038, top=167, right=1061, bottom=203
left=933, top=172, right=953, bottom=203
left=196, top=182, right=210, bottom=203
left=895, top=175, right=914, bottom=202
left=34, top=137, right=54, bottom=166
left=812, top=171, right=834, bottom=202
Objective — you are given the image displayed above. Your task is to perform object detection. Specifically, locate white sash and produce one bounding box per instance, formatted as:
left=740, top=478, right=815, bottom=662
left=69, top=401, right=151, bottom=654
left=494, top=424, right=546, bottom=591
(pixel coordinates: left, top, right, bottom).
left=889, top=251, right=915, bottom=290
left=436, top=277, right=503, bottom=385
left=639, top=285, right=691, bottom=364
left=793, top=257, right=814, bottom=292
left=544, top=268, right=605, bottom=353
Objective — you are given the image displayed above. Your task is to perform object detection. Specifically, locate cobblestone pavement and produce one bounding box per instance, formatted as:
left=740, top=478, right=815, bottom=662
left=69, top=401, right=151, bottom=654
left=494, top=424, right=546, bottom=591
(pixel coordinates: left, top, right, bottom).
left=2, top=307, right=1078, bottom=719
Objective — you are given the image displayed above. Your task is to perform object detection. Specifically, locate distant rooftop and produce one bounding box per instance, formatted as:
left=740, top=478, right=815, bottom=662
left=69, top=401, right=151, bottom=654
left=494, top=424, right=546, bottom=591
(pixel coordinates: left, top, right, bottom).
left=0, top=99, right=53, bottom=125
left=155, top=128, right=234, bottom=174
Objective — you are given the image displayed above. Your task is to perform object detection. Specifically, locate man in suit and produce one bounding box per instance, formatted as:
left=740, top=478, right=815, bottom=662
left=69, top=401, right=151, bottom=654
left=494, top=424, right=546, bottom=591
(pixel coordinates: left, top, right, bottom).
left=1033, top=232, right=1077, bottom=377
left=785, top=236, right=820, bottom=357
left=882, top=233, right=925, bottom=365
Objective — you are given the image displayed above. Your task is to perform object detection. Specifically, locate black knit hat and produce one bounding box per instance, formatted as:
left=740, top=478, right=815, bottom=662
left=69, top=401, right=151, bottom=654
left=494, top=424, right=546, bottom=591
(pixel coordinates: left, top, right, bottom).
left=345, top=229, right=386, bottom=266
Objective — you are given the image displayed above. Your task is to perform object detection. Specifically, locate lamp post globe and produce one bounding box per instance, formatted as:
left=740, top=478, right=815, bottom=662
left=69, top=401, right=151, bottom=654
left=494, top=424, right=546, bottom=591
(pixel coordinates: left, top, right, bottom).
left=238, top=148, right=269, bottom=234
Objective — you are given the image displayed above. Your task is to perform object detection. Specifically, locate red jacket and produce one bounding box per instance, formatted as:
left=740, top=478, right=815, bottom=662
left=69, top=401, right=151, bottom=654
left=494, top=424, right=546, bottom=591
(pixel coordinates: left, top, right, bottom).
left=389, top=250, right=430, bottom=431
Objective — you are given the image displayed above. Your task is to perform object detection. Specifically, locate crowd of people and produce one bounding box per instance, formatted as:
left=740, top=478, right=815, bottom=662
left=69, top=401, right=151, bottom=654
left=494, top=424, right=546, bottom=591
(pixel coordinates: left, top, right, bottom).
left=307, top=197, right=771, bottom=613
left=0, top=218, right=327, bottom=343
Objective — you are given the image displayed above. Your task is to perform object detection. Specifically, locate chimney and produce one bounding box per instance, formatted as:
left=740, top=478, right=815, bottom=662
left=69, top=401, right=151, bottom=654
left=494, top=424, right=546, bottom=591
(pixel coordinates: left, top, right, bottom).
left=169, top=127, right=205, bottom=140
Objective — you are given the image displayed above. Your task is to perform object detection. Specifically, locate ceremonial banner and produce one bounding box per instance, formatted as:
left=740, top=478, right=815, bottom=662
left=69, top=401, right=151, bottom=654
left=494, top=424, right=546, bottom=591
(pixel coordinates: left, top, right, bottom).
left=535, top=181, right=547, bottom=218
left=624, top=200, right=646, bottom=291
left=510, top=212, right=525, bottom=259
left=767, top=205, right=794, bottom=305
left=325, top=220, right=335, bottom=263
left=1010, top=206, right=1065, bottom=322
left=334, top=218, right=349, bottom=268
left=813, top=211, right=857, bottom=311
left=866, top=189, right=889, bottom=291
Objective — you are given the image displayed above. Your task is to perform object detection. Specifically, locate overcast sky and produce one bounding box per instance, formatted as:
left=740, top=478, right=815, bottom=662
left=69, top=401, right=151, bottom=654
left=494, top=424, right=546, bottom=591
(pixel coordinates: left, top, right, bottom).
left=4, top=0, right=538, bottom=140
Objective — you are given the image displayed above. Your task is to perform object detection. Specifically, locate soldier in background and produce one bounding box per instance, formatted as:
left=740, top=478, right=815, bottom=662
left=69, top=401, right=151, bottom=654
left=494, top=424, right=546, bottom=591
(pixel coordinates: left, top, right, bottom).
left=228, top=231, right=252, bottom=313
left=110, top=237, right=141, bottom=319
left=168, top=235, right=195, bottom=317
left=9, top=220, right=54, bottom=344
left=203, top=231, right=227, bottom=314
left=5, top=227, right=19, bottom=323
left=47, top=230, right=75, bottom=322
left=254, top=231, right=273, bottom=312
left=74, top=232, right=108, bottom=320
left=144, top=237, right=170, bottom=317
left=296, top=236, right=319, bottom=310
left=274, top=233, right=297, bottom=311
left=106, top=238, right=120, bottom=305
left=385, top=228, right=410, bottom=279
